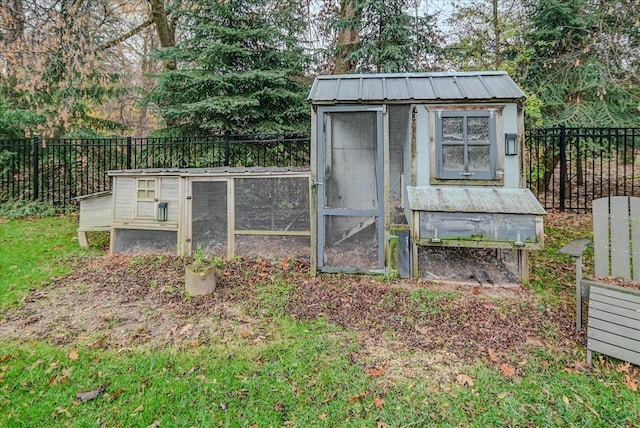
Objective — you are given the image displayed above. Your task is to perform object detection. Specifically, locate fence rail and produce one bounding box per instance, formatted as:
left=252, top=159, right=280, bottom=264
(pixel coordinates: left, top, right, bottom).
left=0, top=132, right=310, bottom=206
left=2, top=127, right=640, bottom=211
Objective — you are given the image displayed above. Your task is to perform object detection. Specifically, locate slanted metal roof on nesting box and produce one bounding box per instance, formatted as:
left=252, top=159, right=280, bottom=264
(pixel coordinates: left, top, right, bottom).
left=308, top=71, right=525, bottom=104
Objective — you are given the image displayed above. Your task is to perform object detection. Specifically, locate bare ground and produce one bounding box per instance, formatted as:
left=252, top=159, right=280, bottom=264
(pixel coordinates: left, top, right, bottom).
left=0, top=254, right=584, bottom=382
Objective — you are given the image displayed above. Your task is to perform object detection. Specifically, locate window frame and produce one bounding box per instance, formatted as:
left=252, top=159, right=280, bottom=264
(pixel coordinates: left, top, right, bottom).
left=136, top=178, right=157, bottom=202
left=427, top=105, right=505, bottom=186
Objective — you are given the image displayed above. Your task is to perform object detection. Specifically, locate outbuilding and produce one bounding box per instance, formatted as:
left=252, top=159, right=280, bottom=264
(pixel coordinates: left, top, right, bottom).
left=308, top=72, right=546, bottom=282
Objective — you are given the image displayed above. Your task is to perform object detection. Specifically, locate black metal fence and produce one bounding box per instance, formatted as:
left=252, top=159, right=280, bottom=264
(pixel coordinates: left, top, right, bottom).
left=0, top=133, right=310, bottom=206
left=526, top=126, right=640, bottom=212
left=3, top=127, right=640, bottom=211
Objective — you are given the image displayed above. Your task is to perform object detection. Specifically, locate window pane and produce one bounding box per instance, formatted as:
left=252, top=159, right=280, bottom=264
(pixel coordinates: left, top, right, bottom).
left=467, top=117, right=489, bottom=142
left=137, top=190, right=146, bottom=199
left=468, top=145, right=491, bottom=171
left=442, top=145, right=465, bottom=170
left=442, top=117, right=463, bottom=142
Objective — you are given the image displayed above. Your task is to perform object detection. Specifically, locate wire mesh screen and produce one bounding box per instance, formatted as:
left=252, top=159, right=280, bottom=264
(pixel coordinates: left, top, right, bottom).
left=113, top=229, right=177, bottom=254
left=324, top=216, right=379, bottom=269
left=417, top=247, right=519, bottom=284
left=189, top=173, right=311, bottom=259
left=234, top=177, right=309, bottom=231
left=389, top=105, right=409, bottom=223
left=191, top=181, right=228, bottom=256
left=235, top=235, right=310, bottom=259
left=324, top=111, right=378, bottom=211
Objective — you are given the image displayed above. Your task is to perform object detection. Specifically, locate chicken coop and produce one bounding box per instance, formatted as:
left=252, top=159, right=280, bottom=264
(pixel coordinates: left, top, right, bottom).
left=308, top=72, right=546, bottom=283
left=105, top=167, right=311, bottom=259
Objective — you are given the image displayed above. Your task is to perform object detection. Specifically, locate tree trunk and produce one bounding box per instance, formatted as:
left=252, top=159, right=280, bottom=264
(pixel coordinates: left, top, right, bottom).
left=334, top=0, right=361, bottom=74
left=149, top=0, right=176, bottom=70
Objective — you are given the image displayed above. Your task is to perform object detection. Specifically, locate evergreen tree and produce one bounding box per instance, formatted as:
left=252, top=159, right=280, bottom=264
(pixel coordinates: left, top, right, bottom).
left=523, top=0, right=640, bottom=126
left=145, top=0, right=311, bottom=135
left=356, top=0, right=441, bottom=73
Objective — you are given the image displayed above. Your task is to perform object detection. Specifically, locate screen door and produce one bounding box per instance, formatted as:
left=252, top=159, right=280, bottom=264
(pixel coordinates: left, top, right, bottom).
left=317, top=106, right=384, bottom=271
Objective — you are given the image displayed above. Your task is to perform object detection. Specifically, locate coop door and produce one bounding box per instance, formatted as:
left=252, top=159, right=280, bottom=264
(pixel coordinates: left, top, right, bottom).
left=317, top=106, right=385, bottom=271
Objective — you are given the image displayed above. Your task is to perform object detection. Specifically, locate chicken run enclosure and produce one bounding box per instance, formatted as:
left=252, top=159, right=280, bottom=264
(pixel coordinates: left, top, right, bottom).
left=76, top=167, right=311, bottom=260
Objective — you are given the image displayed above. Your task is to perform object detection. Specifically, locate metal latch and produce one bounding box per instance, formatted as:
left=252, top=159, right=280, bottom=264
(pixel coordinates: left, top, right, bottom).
left=459, top=172, right=474, bottom=176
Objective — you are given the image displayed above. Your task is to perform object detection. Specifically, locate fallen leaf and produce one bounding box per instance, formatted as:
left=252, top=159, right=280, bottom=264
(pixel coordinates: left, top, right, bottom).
left=348, top=393, right=365, bottom=403
left=562, top=395, right=570, bottom=405
left=69, top=349, right=78, bottom=361
left=0, top=354, right=12, bottom=363
left=472, top=287, right=481, bottom=295
left=368, top=368, right=385, bottom=377
left=616, top=362, right=632, bottom=374
left=525, top=337, right=545, bottom=347
left=497, top=392, right=508, bottom=399
left=250, top=424, right=258, bottom=428
left=456, top=373, right=474, bottom=387
left=130, top=404, right=144, bottom=416
left=179, top=324, right=193, bottom=336
left=585, top=404, right=600, bottom=418
left=487, top=348, right=500, bottom=363
left=76, top=383, right=110, bottom=402
left=539, top=360, right=550, bottom=368
left=373, top=396, right=385, bottom=409
left=319, top=413, right=328, bottom=420
left=500, top=363, right=516, bottom=378
left=377, top=422, right=390, bottom=428
left=625, top=375, right=638, bottom=392
left=109, top=388, right=125, bottom=401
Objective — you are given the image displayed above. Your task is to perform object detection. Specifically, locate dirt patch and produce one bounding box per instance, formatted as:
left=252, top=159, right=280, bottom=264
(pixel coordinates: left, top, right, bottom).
left=0, top=254, right=583, bottom=381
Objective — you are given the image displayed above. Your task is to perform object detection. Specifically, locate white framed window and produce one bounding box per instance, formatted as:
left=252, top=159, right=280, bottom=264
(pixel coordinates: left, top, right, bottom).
left=436, top=110, right=497, bottom=180
left=136, top=179, right=156, bottom=201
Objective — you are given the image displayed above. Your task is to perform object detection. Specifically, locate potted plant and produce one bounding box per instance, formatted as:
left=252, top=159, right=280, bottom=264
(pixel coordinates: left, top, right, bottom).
left=185, top=248, right=217, bottom=296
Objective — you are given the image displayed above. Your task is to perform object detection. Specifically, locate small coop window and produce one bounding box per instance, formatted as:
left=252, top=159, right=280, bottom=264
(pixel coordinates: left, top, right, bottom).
left=436, top=110, right=496, bottom=180
left=137, top=179, right=156, bottom=201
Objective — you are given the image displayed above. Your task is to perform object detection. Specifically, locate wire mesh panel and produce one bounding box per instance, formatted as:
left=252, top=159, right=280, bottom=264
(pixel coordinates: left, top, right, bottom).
left=318, top=107, right=384, bottom=271
left=417, top=247, right=519, bottom=284
left=389, top=105, right=410, bottom=223
left=235, top=177, right=309, bottom=231
left=324, top=216, right=379, bottom=269
left=191, top=181, right=228, bottom=256
left=235, top=235, right=310, bottom=259
left=113, top=229, right=177, bottom=254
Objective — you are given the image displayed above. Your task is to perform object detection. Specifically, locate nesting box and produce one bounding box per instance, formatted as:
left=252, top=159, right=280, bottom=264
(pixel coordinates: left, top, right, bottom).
left=308, top=72, right=545, bottom=283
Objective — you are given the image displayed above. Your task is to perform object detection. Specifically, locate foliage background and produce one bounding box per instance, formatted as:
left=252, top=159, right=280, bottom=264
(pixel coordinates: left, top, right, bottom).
left=1, top=0, right=638, bottom=138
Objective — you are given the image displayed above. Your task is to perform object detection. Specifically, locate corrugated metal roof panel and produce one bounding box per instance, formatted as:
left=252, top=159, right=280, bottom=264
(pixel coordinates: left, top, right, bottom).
left=407, top=186, right=546, bottom=215
left=308, top=72, right=525, bottom=103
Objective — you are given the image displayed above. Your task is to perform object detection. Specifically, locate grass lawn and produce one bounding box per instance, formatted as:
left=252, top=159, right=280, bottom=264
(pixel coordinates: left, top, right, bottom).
left=0, top=213, right=638, bottom=427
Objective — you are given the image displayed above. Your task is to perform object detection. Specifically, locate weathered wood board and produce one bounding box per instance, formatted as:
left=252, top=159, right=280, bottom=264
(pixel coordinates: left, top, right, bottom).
left=587, top=282, right=640, bottom=366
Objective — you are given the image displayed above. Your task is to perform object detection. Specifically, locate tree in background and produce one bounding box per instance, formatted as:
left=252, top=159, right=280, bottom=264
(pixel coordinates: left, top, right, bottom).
left=0, top=0, right=128, bottom=138
left=522, top=0, right=640, bottom=126
left=320, top=0, right=441, bottom=74
left=145, top=0, right=311, bottom=135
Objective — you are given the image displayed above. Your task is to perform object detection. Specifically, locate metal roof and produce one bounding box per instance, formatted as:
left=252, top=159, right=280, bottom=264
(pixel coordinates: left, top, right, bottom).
left=407, top=186, right=546, bottom=215
left=308, top=72, right=525, bottom=103
left=107, top=166, right=310, bottom=176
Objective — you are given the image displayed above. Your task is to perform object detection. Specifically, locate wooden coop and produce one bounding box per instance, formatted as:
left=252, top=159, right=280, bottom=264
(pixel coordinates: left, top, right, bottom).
left=308, top=72, right=546, bottom=283
left=104, top=167, right=311, bottom=259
